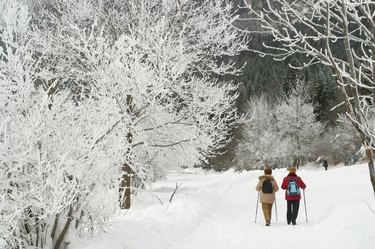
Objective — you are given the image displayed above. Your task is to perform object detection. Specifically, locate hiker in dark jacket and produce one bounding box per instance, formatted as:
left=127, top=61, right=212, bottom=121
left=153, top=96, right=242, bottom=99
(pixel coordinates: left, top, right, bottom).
left=281, top=166, right=306, bottom=225
left=255, top=167, right=279, bottom=226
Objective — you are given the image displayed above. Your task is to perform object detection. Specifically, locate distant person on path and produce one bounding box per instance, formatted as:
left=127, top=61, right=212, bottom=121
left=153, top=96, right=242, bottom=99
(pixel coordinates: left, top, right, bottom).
left=323, top=159, right=328, bottom=170
left=281, top=167, right=306, bottom=225
left=348, top=153, right=356, bottom=165
left=255, top=167, right=279, bottom=226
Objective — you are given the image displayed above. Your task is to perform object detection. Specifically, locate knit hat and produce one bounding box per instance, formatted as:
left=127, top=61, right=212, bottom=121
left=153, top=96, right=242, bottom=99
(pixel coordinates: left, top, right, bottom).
left=289, top=167, right=297, bottom=174
left=264, top=167, right=272, bottom=175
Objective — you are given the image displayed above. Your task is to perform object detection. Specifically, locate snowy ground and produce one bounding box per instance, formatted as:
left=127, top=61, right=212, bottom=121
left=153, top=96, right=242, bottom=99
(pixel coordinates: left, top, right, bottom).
left=70, top=163, right=375, bottom=249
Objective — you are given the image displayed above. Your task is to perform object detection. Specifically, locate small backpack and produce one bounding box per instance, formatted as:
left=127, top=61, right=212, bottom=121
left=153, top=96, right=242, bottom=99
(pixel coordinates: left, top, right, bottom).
left=262, top=179, right=273, bottom=193
left=287, top=177, right=300, bottom=196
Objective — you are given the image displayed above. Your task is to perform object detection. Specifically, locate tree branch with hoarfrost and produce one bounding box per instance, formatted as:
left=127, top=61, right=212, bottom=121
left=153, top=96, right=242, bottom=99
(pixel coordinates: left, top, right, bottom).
left=243, top=0, right=375, bottom=195
left=31, top=0, right=247, bottom=209
left=0, top=0, right=247, bottom=248
left=0, top=2, right=125, bottom=248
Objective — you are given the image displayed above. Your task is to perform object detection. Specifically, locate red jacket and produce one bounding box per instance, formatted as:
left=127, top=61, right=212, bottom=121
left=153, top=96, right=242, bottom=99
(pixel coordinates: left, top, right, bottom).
left=281, top=173, right=306, bottom=200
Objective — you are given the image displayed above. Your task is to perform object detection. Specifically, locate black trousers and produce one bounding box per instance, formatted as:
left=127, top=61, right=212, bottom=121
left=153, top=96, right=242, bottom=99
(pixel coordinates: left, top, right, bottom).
left=287, top=200, right=300, bottom=224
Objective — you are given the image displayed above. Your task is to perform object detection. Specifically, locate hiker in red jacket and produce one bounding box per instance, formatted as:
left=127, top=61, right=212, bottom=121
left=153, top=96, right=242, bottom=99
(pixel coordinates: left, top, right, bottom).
left=281, top=166, right=306, bottom=225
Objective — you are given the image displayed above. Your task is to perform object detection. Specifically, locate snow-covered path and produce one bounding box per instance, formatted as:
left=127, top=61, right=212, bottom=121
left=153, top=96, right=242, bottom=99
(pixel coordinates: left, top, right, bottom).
left=71, top=164, right=375, bottom=249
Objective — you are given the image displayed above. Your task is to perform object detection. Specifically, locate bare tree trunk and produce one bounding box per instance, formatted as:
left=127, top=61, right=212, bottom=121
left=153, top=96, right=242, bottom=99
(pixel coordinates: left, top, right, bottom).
left=35, top=221, right=39, bottom=248
left=292, top=156, right=300, bottom=169
left=370, top=7, right=375, bottom=105
left=365, top=149, right=375, bottom=195
left=41, top=222, right=47, bottom=249
left=370, top=9, right=375, bottom=196
left=75, top=210, right=84, bottom=229
left=54, top=206, right=73, bottom=249
left=120, top=161, right=132, bottom=209
left=119, top=110, right=134, bottom=209
left=119, top=95, right=136, bottom=209
left=23, top=219, right=33, bottom=247
left=51, top=214, right=59, bottom=240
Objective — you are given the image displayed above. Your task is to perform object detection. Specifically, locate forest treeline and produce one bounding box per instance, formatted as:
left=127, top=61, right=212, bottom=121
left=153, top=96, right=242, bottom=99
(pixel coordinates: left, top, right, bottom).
left=207, top=0, right=362, bottom=170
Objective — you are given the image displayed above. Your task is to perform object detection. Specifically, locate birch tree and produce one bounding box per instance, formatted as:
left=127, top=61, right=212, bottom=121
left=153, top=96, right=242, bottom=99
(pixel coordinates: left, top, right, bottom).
left=244, top=0, right=375, bottom=194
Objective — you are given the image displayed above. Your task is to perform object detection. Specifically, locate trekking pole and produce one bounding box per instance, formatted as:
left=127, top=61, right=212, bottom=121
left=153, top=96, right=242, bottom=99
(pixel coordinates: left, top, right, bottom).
left=274, top=198, right=278, bottom=221
left=255, top=192, right=259, bottom=223
left=303, top=189, right=308, bottom=223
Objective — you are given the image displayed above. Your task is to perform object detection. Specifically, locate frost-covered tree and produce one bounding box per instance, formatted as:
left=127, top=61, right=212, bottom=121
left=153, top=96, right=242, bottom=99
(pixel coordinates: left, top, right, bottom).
left=1, top=0, right=247, bottom=247
left=236, top=81, right=324, bottom=170
left=30, top=0, right=247, bottom=209
left=0, top=2, right=126, bottom=248
left=235, top=96, right=289, bottom=169
left=275, top=79, right=324, bottom=167
left=243, top=0, right=375, bottom=193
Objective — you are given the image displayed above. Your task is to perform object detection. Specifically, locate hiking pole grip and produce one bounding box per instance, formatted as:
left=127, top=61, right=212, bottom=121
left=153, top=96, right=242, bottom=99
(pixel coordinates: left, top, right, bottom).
left=303, top=189, right=308, bottom=223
